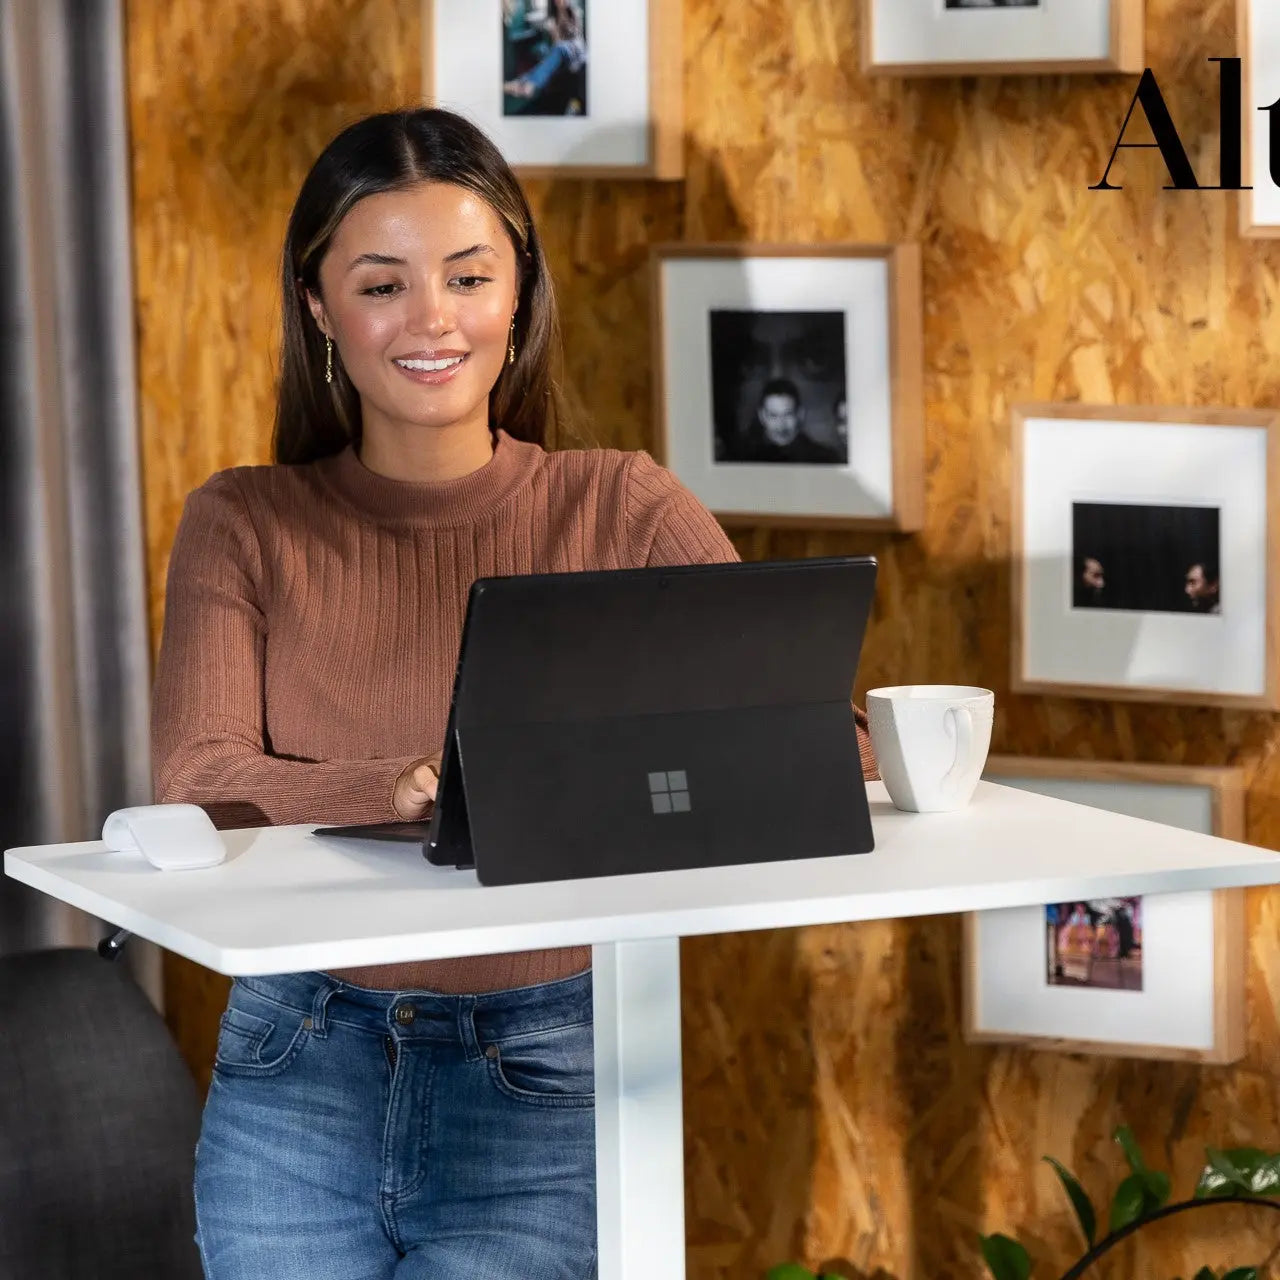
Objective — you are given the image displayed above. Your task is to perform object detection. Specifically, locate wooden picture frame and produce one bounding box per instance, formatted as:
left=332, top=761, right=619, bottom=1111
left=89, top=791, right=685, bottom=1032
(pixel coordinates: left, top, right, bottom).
left=862, top=0, right=1144, bottom=78
left=651, top=243, right=924, bottom=533
left=1011, top=403, right=1280, bottom=710
left=1239, top=0, right=1280, bottom=238
left=423, top=0, right=683, bottom=180
left=964, top=757, right=1248, bottom=1064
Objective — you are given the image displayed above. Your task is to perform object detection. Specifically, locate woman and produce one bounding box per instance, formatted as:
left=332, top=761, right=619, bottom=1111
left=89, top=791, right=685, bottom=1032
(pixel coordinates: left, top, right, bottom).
left=153, top=108, right=876, bottom=1278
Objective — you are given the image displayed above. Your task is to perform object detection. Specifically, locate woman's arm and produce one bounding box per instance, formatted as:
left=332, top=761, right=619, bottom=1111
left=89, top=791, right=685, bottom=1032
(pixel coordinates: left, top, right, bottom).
left=625, top=454, right=880, bottom=781
left=151, top=475, right=426, bottom=827
left=625, top=451, right=737, bottom=567
left=851, top=707, right=879, bottom=782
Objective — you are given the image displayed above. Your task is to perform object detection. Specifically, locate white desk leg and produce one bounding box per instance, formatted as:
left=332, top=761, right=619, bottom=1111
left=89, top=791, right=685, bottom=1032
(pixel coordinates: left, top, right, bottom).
left=592, top=938, right=685, bottom=1280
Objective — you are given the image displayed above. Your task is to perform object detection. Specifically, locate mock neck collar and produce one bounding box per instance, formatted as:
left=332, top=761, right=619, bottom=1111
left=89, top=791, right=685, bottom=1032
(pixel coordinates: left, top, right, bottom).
left=314, top=429, right=544, bottom=527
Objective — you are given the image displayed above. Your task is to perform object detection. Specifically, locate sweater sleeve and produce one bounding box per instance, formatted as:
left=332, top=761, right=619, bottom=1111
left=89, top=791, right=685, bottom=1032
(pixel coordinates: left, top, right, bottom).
left=624, top=452, right=879, bottom=781
left=624, top=451, right=739, bottom=567
left=150, top=474, right=421, bottom=828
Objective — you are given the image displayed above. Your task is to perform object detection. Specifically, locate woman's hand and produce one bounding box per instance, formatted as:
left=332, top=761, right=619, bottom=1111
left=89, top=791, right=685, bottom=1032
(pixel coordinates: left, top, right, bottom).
left=393, top=758, right=440, bottom=820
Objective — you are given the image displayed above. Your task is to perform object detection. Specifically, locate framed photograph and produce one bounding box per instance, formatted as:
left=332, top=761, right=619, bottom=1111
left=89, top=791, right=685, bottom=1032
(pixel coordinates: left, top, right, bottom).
left=1011, top=404, right=1280, bottom=709
left=424, top=0, right=682, bottom=179
left=1240, top=0, right=1280, bottom=237
left=862, top=0, right=1143, bottom=77
left=651, top=244, right=924, bottom=532
left=964, top=757, right=1247, bottom=1063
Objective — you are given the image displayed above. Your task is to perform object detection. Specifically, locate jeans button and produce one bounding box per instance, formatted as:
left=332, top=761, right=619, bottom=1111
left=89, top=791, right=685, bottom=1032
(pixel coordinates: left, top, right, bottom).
left=484, top=1043, right=499, bottom=1059
left=394, top=1003, right=416, bottom=1026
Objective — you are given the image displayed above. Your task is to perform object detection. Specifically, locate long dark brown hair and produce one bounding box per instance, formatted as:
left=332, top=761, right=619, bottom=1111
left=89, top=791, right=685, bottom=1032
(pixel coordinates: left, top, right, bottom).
left=274, top=108, right=566, bottom=465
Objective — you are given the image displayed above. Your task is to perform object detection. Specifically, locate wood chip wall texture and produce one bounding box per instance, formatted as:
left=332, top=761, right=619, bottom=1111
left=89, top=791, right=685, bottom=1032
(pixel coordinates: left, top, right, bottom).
left=127, top=0, right=1280, bottom=1275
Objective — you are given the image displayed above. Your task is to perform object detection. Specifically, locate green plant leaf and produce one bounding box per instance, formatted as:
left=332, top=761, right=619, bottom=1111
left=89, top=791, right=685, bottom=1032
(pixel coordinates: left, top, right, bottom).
left=1191, top=1269, right=1216, bottom=1280
left=1200, top=1146, right=1254, bottom=1197
left=979, top=1234, right=1033, bottom=1280
left=1220, top=1148, right=1280, bottom=1196
left=1109, top=1172, right=1148, bottom=1232
left=1220, top=1147, right=1264, bottom=1181
left=1043, top=1156, right=1096, bottom=1247
left=1251, top=1158, right=1280, bottom=1195
left=1114, top=1124, right=1147, bottom=1173
left=1194, top=1157, right=1237, bottom=1199
left=1140, top=1168, right=1171, bottom=1211
left=1222, top=1269, right=1259, bottom=1280
left=979, top=1233, right=1032, bottom=1280
left=766, top=1268, right=817, bottom=1280
left=1229, top=1147, right=1268, bottom=1164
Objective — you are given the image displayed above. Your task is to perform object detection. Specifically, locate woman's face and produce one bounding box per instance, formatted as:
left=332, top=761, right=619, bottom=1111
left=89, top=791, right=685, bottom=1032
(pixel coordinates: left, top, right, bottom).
left=308, top=181, right=519, bottom=440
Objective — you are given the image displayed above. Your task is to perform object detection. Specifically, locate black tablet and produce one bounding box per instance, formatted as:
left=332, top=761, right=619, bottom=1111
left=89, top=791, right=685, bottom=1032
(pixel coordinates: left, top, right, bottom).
left=314, top=556, right=877, bottom=886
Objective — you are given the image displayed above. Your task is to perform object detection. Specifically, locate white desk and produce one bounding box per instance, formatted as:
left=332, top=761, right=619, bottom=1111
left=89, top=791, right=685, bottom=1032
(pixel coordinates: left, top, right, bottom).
left=8, top=780, right=1280, bottom=1279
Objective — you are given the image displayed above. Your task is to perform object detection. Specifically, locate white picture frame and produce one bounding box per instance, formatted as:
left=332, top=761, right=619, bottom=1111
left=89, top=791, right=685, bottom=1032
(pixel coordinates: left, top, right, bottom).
left=862, top=0, right=1143, bottom=78
left=651, top=244, right=924, bottom=532
left=964, top=757, right=1247, bottom=1064
left=424, top=0, right=683, bottom=179
left=1011, top=403, right=1280, bottom=710
left=1241, top=0, right=1280, bottom=237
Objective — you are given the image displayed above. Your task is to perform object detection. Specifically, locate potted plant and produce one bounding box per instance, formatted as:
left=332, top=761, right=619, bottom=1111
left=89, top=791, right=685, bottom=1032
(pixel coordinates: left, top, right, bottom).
left=771, top=1126, right=1280, bottom=1280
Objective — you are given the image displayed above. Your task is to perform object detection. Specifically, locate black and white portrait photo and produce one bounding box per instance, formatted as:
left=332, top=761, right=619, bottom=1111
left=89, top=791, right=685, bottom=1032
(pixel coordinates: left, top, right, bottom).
left=655, top=245, right=919, bottom=528
left=708, top=310, right=848, bottom=465
left=1071, top=501, right=1221, bottom=615
left=502, top=0, right=588, bottom=117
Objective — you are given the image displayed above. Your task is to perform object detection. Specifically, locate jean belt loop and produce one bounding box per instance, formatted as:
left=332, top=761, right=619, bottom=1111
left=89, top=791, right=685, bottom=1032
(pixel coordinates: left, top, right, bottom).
left=457, top=995, right=481, bottom=1060
left=310, top=979, right=338, bottom=1038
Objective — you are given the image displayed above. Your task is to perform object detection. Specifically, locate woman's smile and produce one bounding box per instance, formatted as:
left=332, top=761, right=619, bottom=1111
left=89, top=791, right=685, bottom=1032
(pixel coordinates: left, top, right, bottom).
left=392, top=350, right=469, bottom=385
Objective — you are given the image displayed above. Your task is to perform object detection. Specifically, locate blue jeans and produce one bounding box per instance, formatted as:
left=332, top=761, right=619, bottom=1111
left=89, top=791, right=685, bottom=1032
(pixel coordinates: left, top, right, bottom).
left=524, top=41, right=572, bottom=93
left=194, top=968, right=597, bottom=1279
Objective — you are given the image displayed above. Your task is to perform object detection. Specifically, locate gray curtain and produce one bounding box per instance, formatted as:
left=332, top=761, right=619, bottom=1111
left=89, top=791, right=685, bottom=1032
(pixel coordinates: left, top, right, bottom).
left=0, top=0, right=158, bottom=1004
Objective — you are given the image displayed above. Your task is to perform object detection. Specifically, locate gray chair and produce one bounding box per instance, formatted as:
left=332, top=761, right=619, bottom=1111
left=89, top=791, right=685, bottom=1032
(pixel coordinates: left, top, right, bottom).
left=0, top=948, right=203, bottom=1278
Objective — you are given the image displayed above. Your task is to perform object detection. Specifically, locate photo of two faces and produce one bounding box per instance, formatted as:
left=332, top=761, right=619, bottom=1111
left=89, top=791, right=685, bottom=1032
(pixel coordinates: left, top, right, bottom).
left=1073, top=502, right=1221, bottom=617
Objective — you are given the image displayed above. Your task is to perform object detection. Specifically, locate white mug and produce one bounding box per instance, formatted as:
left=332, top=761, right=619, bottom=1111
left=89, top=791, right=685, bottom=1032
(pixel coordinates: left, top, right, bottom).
left=865, top=685, right=994, bottom=812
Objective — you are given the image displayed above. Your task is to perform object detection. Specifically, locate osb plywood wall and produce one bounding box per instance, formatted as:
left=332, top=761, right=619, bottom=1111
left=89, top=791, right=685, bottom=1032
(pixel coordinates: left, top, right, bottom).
left=127, top=0, right=1280, bottom=1275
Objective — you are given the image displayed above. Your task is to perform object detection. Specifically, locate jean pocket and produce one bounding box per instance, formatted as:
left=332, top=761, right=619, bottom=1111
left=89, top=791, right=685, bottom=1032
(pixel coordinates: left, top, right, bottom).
left=484, top=1020, right=594, bottom=1108
left=213, top=997, right=312, bottom=1079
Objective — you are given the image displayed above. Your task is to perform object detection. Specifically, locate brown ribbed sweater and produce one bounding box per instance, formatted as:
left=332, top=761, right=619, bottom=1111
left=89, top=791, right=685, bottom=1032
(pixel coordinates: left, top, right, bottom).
left=152, top=429, right=878, bottom=993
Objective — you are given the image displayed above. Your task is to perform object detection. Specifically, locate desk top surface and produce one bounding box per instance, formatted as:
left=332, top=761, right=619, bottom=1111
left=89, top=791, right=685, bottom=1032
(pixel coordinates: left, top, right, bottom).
left=6, top=781, right=1278, bottom=975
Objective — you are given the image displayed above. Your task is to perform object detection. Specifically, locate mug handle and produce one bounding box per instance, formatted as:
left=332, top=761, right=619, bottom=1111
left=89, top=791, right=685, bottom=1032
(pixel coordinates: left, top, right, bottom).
left=940, top=705, right=974, bottom=798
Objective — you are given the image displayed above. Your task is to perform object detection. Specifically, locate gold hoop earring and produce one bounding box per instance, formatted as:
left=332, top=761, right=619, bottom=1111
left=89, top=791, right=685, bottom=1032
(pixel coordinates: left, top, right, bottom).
left=325, top=335, right=334, bottom=384
left=507, top=319, right=516, bottom=367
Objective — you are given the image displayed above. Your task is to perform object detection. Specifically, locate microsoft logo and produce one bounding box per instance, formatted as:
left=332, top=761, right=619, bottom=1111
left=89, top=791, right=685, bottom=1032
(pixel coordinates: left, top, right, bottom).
left=648, top=770, right=691, bottom=814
